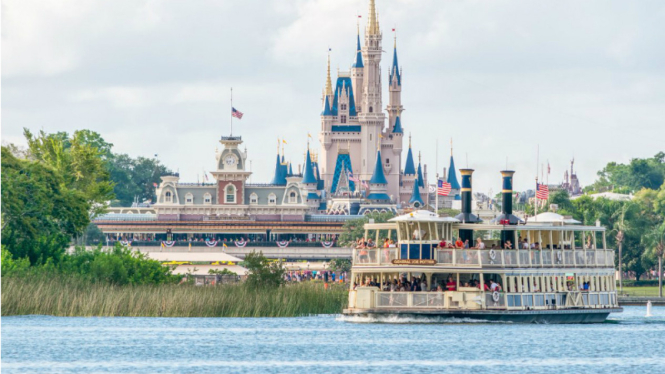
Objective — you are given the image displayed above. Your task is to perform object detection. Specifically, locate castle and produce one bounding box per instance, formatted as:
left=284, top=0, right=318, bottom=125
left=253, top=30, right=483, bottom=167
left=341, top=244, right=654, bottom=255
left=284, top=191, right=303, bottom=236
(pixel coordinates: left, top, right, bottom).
left=149, top=0, right=463, bottom=221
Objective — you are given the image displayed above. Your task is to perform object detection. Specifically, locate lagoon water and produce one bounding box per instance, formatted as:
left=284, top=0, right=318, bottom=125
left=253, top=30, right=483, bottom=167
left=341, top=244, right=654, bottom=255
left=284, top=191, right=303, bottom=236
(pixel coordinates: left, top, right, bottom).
left=2, top=306, right=665, bottom=374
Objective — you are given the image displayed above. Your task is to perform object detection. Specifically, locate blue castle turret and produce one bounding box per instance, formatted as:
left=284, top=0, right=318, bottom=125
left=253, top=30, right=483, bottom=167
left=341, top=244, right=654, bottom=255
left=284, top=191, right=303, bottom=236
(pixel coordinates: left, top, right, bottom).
left=448, top=152, right=461, bottom=200
left=367, top=149, right=390, bottom=202
left=403, top=135, right=416, bottom=175
left=409, top=175, right=424, bottom=207
left=302, top=148, right=317, bottom=185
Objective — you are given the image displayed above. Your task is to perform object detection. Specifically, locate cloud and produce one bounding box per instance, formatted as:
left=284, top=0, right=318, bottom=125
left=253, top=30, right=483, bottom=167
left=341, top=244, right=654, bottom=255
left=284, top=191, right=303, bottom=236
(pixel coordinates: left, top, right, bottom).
left=2, top=0, right=664, bottom=192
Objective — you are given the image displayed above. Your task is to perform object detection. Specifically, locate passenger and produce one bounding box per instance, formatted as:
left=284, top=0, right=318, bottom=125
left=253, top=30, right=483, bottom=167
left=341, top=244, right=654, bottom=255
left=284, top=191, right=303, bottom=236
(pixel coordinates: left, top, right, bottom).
left=439, top=239, right=446, bottom=249
left=483, top=281, right=491, bottom=291
left=454, top=237, right=464, bottom=248
left=436, top=284, right=443, bottom=292
left=476, top=238, right=486, bottom=249
left=446, top=275, right=457, bottom=291
left=504, top=240, right=513, bottom=250
left=463, top=239, right=470, bottom=249
left=490, top=244, right=497, bottom=249
left=490, top=280, right=502, bottom=292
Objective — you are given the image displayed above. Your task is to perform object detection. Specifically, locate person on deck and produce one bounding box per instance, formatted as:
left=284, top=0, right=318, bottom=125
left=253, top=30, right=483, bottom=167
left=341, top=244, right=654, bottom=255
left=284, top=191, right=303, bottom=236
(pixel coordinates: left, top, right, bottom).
left=446, top=275, right=457, bottom=291
left=455, top=238, right=464, bottom=248
left=476, top=238, right=486, bottom=249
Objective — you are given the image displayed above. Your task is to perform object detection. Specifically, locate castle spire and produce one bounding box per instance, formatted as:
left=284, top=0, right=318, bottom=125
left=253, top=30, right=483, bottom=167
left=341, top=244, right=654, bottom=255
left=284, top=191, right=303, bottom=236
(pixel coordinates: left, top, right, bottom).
left=369, top=149, right=387, bottom=185
left=403, top=133, right=415, bottom=175
left=325, top=50, right=333, bottom=98
left=390, top=33, right=401, bottom=86
left=417, top=153, right=424, bottom=188
left=367, top=0, right=380, bottom=35
left=352, top=20, right=364, bottom=68
left=409, top=174, right=424, bottom=207
left=302, top=148, right=317, bottom=184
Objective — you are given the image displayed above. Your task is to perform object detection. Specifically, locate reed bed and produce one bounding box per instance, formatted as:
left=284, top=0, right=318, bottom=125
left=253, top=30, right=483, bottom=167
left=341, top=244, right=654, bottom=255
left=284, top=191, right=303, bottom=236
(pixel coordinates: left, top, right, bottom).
left=1, top=277, right=348, bottom=317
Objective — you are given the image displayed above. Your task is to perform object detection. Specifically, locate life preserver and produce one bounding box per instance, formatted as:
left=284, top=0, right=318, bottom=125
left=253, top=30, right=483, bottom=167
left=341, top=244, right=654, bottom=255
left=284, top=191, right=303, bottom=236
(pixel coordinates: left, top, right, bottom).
left=489, top=249, right=497, bottom=260
left=492, top=291, right=500, bottom=302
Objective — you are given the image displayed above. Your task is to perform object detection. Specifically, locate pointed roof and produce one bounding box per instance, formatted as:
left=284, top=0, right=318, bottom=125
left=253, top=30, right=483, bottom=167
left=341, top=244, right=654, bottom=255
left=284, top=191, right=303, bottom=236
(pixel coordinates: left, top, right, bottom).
left=288, top=163, right=293, bottom=177
left=367, top=0, right=380, bottom=35
left=321, top=95, right=333, bottom=116
left=271, top=153, right=286, bottom=185
left=403, top=137, right=415, bottom=175
left=302, top=148, right=317, bottom=184
left=352, top=28, right=364, bottom=68
left=392, top=116, right=403, bottom=134
left=417, top=162, right=424, bottom=188
left=369, top=150, right=388, bottom=184
left=409, top=177, right=424, bottom=206
left=447, top=155, right=460, bottom=190
left=325, top=53, right=333, bottom=98
left=390, top=41, right=401, bottom=86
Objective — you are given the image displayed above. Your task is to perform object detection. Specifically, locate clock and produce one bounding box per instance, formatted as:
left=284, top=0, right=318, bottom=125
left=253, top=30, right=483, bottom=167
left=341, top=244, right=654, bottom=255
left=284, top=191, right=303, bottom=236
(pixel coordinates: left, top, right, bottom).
left=224, top=155, right=236, bottom=166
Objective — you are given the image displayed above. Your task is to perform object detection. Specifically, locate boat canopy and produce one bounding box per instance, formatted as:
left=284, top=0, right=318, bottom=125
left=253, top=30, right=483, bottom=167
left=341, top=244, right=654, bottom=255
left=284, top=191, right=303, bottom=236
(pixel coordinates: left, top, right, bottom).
left=389, top=210, right=459, bottom=223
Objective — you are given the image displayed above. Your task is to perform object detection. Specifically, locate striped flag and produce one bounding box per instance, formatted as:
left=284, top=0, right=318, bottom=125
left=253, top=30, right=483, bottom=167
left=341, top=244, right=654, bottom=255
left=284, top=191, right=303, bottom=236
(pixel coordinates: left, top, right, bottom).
left=437, top=179, right=452, bottom=196
left=232, top=107, right=244, bottom=119
left=536, top=183, right=549, bottom=200
left=348, top=171, right=359, bottom=182
left=153, top=182, right=158, bottom=188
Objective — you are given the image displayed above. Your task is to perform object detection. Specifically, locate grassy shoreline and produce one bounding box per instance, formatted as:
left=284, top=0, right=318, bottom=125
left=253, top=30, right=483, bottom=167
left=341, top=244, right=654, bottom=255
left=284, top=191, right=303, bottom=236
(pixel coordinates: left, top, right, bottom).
left=1, top=276, right=348, bottom=317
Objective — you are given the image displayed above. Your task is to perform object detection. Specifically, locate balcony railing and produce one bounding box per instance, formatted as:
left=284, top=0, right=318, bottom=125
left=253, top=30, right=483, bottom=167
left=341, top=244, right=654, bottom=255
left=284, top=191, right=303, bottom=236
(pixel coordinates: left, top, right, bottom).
left=353, top=248, right=615, bottom=268
left=370, top=290, right=618, bottom=310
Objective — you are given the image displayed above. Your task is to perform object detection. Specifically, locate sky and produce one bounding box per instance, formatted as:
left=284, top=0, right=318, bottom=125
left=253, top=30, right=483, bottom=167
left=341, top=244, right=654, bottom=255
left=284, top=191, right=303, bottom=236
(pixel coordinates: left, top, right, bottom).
left=3, top=0, right=664, bottom=195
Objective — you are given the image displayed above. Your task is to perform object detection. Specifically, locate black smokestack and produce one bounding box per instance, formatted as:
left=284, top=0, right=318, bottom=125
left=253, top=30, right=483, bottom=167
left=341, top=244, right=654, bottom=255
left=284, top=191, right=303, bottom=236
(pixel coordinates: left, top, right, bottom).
left=496, top=170, right=523, bottom=247
left=455, top=169, right=482, bottom=243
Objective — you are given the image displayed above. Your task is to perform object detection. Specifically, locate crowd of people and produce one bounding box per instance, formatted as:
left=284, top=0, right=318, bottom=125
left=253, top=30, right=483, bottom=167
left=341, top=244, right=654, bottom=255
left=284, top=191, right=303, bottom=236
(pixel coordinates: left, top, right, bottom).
left=284, top=270, right=347, bottom=283
left=353, top=274, right=503, bottom=293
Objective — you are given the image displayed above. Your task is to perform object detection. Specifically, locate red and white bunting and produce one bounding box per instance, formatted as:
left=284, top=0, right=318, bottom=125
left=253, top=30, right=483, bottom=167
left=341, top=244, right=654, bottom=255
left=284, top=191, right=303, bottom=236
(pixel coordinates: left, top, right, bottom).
left=162, top=241, right=176, bottom=248
left=276, top=240, right=290, bottom=249
left=321, top=241, right=335, bottom=249
left=205, top=240, right=218, bottom=248
left=234, top=239, right=248, bottom=248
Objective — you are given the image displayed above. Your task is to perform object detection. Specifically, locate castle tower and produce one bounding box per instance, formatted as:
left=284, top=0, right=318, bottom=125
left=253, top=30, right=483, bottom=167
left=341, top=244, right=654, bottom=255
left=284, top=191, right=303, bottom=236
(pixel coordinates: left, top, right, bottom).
left=387, top=34, right=403, bottom=133
left=359, top=0, right=385, bottom=180
left=351, top=21, right=364, bottom=111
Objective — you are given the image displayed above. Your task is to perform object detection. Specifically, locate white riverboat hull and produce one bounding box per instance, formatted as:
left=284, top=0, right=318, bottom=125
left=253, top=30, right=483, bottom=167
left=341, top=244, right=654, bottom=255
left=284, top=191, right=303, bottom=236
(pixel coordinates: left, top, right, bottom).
left=343, top=307, right=623, bottom=324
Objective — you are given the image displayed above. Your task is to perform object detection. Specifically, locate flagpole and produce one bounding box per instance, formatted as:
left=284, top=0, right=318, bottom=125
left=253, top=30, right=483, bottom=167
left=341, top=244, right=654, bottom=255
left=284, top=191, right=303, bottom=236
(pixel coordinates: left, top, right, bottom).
left=435, top=139, right=439, bottom=213
left=535, top=145, right=539, bottom=217
left=230, top=87, right=233, bottom=136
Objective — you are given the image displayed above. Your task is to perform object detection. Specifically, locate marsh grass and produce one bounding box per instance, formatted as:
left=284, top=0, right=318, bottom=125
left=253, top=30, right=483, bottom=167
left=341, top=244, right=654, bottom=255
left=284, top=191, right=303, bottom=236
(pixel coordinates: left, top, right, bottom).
left=1, top=276, right=348, bottom=317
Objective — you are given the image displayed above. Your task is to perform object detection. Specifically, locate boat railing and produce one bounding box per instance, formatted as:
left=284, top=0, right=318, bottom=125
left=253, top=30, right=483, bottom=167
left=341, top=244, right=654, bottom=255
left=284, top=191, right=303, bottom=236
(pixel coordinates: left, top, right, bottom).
left=370, top=290, right=618, bottom=311
left=353, top=248, right=616, bottom=268
left=353, top=248, right=399, bottom=265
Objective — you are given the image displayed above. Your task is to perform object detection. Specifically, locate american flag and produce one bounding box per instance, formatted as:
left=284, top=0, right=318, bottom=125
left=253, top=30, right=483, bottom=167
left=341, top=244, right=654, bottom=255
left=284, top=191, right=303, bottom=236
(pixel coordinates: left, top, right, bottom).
left=348, top=171, right=359, bottom=182
left=232, top=107, right=244, bottom=119
left=536, top=183, right=549, bottom=200
left=437, top=179, right=452, bottom=196
left=362, top=180, right=369, bottom=189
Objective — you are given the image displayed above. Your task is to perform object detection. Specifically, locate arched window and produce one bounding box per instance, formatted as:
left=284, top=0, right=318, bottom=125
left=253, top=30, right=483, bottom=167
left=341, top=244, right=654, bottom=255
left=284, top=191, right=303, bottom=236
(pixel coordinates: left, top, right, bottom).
left=268, top=193, right=277, bottom=205
left=225, top=184, right=236, bottom=204
left=341, top=104, right=347, bottom=111
left=185, top=193, right=193, bottom=204
left=341, top=115, right=347, bottom=124
left=289, top=191, right=297, bottom=204
left=250, top=193, right=258, bottom=205
left=203, top=193, right=212, bottom=204
left=165, top=191, right=172, bottom=203
left=369, top=106, right=373, bottom=113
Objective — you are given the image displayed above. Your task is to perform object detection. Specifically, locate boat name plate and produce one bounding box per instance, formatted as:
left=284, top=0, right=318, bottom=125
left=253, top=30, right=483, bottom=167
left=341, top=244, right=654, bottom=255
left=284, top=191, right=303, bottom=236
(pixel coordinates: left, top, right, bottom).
left=391, top=259, right=437, bottom=265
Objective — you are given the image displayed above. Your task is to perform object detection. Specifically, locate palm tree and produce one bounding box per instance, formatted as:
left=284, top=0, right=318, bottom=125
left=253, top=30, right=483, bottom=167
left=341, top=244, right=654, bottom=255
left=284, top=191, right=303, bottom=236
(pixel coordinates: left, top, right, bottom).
left=611, top=203, right=633, bottom=292
left=644, top=223, right=665, bottom=297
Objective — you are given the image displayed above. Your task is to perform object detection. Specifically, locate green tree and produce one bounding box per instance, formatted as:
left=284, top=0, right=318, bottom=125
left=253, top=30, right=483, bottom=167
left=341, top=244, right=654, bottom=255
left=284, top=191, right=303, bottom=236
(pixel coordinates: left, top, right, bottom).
left=587, top=152, right=665, bottom=193
left=338, top=212, right=396, bottom=246
left=328, top=258, right=351, bottom=273
left=242, top=250, right=285, bottom=289
left=108, top=154, right=171, bottom=206
left=1, top=147, right=90, bottom=265
left=24, top=129, right=114, bottom=217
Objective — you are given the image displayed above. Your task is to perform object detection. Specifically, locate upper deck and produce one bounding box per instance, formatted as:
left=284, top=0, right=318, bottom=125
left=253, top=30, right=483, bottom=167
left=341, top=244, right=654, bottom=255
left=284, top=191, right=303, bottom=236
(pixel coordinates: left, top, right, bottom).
left=354, top=210, right=615, bottom=270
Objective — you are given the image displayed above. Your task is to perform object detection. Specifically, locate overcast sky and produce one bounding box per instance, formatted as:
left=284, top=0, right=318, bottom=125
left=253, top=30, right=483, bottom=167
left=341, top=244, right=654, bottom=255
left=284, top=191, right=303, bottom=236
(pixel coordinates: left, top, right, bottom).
left=3, top=0, right=664, bottom=194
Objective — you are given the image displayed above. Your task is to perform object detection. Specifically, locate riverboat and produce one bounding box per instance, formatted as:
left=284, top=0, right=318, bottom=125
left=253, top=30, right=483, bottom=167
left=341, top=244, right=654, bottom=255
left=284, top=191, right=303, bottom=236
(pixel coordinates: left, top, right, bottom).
left=343, top=170, right=622, bottom=323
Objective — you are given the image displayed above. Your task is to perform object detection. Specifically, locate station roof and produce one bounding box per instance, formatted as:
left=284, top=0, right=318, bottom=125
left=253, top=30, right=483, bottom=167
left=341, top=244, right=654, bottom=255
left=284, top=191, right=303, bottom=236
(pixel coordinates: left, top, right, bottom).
left=143, top=252, right=244, bottom=263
